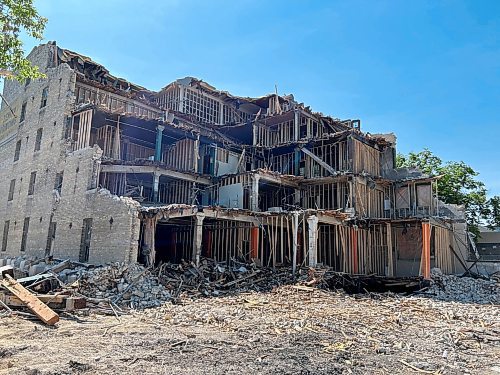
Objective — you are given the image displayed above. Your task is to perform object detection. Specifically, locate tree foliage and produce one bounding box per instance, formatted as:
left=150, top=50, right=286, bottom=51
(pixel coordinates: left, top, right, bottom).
left=0, top=0, right=46, bottom=82
left=396, top=149, right=497, bottom=236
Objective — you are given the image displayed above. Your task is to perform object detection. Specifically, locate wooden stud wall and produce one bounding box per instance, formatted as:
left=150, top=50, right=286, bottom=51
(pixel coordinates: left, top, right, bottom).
left=207, top=220, right=252, bottom=262
left=317, top=223, right=388, bottom=275
left=75, top=83, right=159, bottom=119
left=307, top=140, right=349, bottom=177
left=432, top=224, right=455, bottom=274
left=352, top=138, right=381, bottom=176
left=163, top=138, right=196, bottom=171
left=302, top=182, right=350, bottom=210
left=353, top=179, right=386, bottom=218
left=158, top=180, right=195, bottom=205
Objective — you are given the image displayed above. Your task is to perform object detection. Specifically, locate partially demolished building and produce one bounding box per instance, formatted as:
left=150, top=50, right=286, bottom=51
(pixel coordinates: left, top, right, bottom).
left=0, top=42, right=468, bottom=278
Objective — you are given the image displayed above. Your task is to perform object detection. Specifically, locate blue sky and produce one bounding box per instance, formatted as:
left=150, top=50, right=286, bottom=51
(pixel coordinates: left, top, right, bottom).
left=19, top=0, right=500, bottom=195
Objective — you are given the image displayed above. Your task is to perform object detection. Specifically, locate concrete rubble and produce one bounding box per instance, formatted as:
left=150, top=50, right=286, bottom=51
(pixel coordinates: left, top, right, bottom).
left=427, top=268, right=500, bottom=304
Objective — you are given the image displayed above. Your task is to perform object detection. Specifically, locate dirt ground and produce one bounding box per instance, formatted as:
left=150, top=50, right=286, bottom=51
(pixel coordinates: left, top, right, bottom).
left=1, top=286, right=499, bottom=375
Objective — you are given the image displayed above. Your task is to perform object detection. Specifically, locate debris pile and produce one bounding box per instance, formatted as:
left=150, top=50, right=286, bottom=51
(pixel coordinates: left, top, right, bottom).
left=155, top=259, right=297, bottom=301
left=2, top=256, right=499, bottom=326
left=427, top=268, right=500, bottom=304
left=76, top=263, right=171, bottom=309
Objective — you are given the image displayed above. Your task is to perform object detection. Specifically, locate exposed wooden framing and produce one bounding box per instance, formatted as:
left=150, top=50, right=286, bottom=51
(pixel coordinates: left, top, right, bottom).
left=301, top=147, right=337, bottom=176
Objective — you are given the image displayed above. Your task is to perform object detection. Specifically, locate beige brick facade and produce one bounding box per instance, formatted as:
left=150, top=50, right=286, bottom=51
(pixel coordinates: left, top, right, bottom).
left=0, top=43, right=140, bottom=264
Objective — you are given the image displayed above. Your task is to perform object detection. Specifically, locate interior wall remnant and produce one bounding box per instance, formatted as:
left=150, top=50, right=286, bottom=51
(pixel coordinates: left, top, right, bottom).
left=217, top=183, right=244, bottom=208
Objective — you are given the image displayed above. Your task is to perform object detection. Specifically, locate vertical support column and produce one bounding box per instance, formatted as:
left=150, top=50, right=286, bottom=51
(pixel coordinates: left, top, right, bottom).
left=307, top=215, right=318, bottom=267
left=192, top=214, right=205, bottom=266
left=252, top=123, right=258, bottom=146
left=294, top=109, right=300, bottom=141
left=292, top=212, right=299, bottom=274
left=421, top=221, right=431, bottom=279
left=143, top=217, right=156, bottom=267
left=294, top=189, right=301, bottom=206
left=250, top=226, right=259, bottom=260
left=351, top=227, right=358, bottom=274
left=386, top=222, right=394, bottom=277
left=250, top=174, right=260, bottom=211
left=178, top=85, right=185, bottom=113
left=219, top=101, right=224, bottom=125
left=193, top=135, right=200, bottom=173
left=152, top=172, right=160, bottom=203
left=294, top=148, right=301, bottom=176
left=154, top=125, right=165, bottom=162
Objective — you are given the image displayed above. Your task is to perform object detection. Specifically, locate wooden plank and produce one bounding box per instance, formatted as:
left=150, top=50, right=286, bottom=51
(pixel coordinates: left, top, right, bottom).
left=0, top=292, right=86, bottom=311
left=0, top=274, right=59, bottom=325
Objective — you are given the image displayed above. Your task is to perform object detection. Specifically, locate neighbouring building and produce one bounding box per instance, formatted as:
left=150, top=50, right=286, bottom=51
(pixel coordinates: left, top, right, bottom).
left=472, top=226, right=500, bottom=274
left=0, top=42, right=470, bottom=277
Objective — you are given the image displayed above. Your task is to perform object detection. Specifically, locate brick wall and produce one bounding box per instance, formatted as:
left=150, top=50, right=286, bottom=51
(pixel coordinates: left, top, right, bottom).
left=0, top=43, right=140, bottom=264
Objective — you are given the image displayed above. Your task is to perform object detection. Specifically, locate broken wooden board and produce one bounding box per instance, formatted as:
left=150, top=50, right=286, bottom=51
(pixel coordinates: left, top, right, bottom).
left=0, top=265, right=14, bottom=278
left=0, top=292, right=86, bottom=311
left=0, top=274, right=59, bottom=325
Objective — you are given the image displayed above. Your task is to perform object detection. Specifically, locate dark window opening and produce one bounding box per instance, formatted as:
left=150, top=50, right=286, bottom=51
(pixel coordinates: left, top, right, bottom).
left=79, top=218, right=93, bottom=262
left=20, top=102, right=27, bottom=123
left=20, top=217, right=30, bottom=252
left=54, top=171, right=64, bottom=194
left=45, top=220, right=57, bottom=257
left=14, top=140, right=21, bottom=162
left=8, top=179, right=15, bottom=201
left=34, top=128, right=43, bottom=151
left=63, top=116, right=72, bottom=139
left=1, top=221, right=9, bottom=252
left=28, top=171, right=37, bottom=195
left=40, top=87, right=48, bottom=108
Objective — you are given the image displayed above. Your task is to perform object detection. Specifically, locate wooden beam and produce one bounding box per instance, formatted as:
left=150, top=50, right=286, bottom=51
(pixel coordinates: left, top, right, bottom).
left=301, top=147, right=337, bottom=176
left=256, top=172, right=300, bottom=189
left=0, top=292, right=86, bottom=311
left=100, top=164, right=211, bottom=185
left=0, top=275, right=59, bottom=325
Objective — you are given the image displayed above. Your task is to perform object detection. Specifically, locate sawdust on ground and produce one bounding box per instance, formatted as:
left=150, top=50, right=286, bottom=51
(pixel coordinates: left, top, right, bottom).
left=1, top=285, right=499, bottom=375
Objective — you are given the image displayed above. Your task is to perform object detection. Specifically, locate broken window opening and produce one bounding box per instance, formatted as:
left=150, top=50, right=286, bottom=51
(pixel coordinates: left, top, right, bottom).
left=28, top=171, right=37, bottom=196
left=40, top=87, right=49, bottom=108
left=54, top=171, right=64, bottom=194
left=20, top=217, right=30, bottom=252
left=34, top=128, right=43, bottom=152
left=1, top=221, right=9, bottom=252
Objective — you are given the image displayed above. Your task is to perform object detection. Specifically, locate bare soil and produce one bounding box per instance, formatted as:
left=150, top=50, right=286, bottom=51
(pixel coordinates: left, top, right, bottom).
left=1, top=286, right=499, bottom=375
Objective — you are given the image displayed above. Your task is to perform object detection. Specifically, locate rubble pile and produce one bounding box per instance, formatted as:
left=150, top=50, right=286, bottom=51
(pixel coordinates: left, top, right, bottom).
left=155, top=258, right=297, bottom=301
left=428, top=268, right=500, bottom=304
left=75, top=263, right=171, bottom=309
left=2, top=255, right=499, bottom=326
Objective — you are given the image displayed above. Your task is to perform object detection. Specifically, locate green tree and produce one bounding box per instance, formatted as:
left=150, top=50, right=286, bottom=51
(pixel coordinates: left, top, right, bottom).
left=0, top=0, right=47, bottom=82
left=486, top=196, right=500, bottom=229
left=397, top=149, right=488, bottom=237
